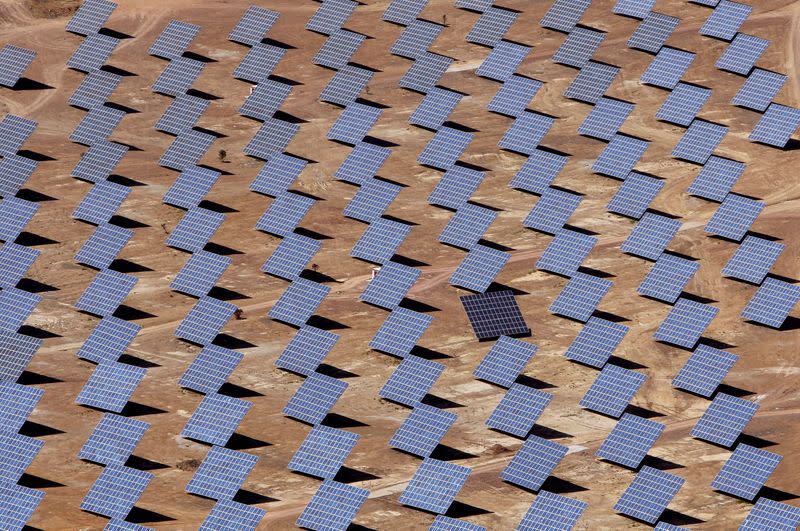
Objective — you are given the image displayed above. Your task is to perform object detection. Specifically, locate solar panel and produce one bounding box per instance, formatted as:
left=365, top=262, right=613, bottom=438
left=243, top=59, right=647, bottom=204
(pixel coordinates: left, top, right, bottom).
left=383, top=0, right=429, bottom=25
left=73, top=180, right=129, bottom=225
left=283, top=372, right=347, bottom=425
left=501, top=435, right=568, bottom=491
left=170, top=251, right=231, bottom=297
left=76, top=316, right=141, bottom=364
left=200, top=499, right=265, bottom=531
left=314, top=29, right=365, bottom=69
left=76, top=361, right=146, bottom=413
left=597, top=413, right=665, bottom=468
left=0, top=382, right=42, bottom=432
left=72, top=140, right=128, bottom=183
left=486, top=383, right=553, bottom=437
left=0, top=329, right=41, bottom=382
left=461, top=290, right=529, bottom=340
left=179, top=344, right=243, bottom=394
left=328, top=102, right=382, bottom=145
left=410, top=87, right=463, bottom=130
left=564, top=317, right=629, bottom=368
left=0, top=114, right=35, bottom=157
left=400, top=458, right=471, bottom=514
left=229, top=6, right=279, bottom=46
left=580, top=364, right=647, bottom=417
left=749, top=103, right=800, bottom=148
left=455, top=0, right=493, bottom=11
left=580, top=98, right=634, bottom=142
left=638, top=254, right=700, bottom=303
left=306, top=0, right=357, bottom=35
left=523, top=187, right=582, bottom=235
left=166, top=207, right=224, bottom=252
left=672, top=344, right=737, bottom=397
left=614, top=466, right=684, bottom=524
left=276, top=325, right=339, bottom=376
left=262, top=233, right=321, bottom=280
left=654, top=298, right=718, bottom=348
left=732, top=69, right=786, bottom=112
left=369, top=307, right=432, bottom=358
left=79, top=413, right=149, bottom=465
left=700, top=0, right=751, bottom=40
left=687, top=155, right=744, bottom=202
left=67, top=33, right=119, bottom=72
left=620, top=212, right=681, bottom=260
left=391, top=19, right=442, bottom=60
left=430, top=516, right=486, bottom=531
left=156, top=94, right=210, bottom=135
left=0, top=154, right=37, bottom=197
left=256, top=192, right=315, bottom=237
left=715, top=33, right=769, bottom=75
left=450, top=244, right=509, bottom=293
left=69, top=70, right=122, bottom=110
left=335, top=141, right=391, bottom=185
left=499, top=111, right=554, bottom=155
left=351, top=217, right=412, bottom=265
left=163, top=165, right=220, bottom=209
left=70, top=105, right=126, bottom=147
left=613, top=0, right=656, bottom=18
left=488, top=75, right=542, bottom=118
left=0, top=481, right=43, bottom=529
left=0, top=45, right=35, bottom=88
left=656, top=82, right=712, bottom=127
left=186, top=446, right=258, bottom=500
left=320, top=65, right=373, bottom=105
left=289, top=425, right=359, bottom=478
left=705, top=194, right=764, bottom=241
left=151, top=57, right=205, bottom=96
left=81, top=464, right=153, bottom=519
left=380, top=355, right=444, bottom=407
left=418, top=126, right=473, bottom=169
left=269, top=278, right=330, bottom=327
left=691, top=393, right=758, bottom=447
left=467, top=7, right=518, bottom=47
left=712, top=444, right=782, bottom=500
left=510, top=148, right=568, bottom=194
left=0, top=287, right=40, bottom=331
left=390, top=404, right=456, bottom=457
left=67, top=0, right=117, bottom=35
left=149, top=20, right=200, bottom=59
left=607, top=171, right=664, bottom=220
left=691, top=0, right=720, bottom=4
left=673, top=120, right=728, bottom=164
left=75, top=268, right=136, bottom=317
left=296, top=480, right=369, bottom=531
left=360, top=261, right=420, bottom=309
left=400, top=52, right=454, bottom=93
left=160, top=129, right=217, bottom=171
left=175, top=296, right=237, bottom=345
left=181, top=392, right=252, bottom=445
left=628, top=12, right=680, bottom=53
left=540, top=0, right=591, bottom=32
left=248, top=154, right=305, bottom=196
left=654, top=523, right=687, bottom=531
left=0, top=242, right=39, bottom=288
left=474, top=335, right=537, bottom=387
left=593, top=134, right=650, bottom=179
left=554, top=30, right=603, bottom=71
left=518, top=491, right=587, bottom=530
left=740, top=498, right=800, bottom=531
left=476, top=41, right=530, bottom=82
left=243, top=117, right=299, bottom=161
left=742, top=277, right=800, bottom=329
left=343, top=178, right=401, bottom=223
left=428, top=165, right=485, bottom=210
left=233, top=43, right=286, bottom=83
left=723, top=236, right=784, bottom=284
left=641, top=47, right=695, bottom=89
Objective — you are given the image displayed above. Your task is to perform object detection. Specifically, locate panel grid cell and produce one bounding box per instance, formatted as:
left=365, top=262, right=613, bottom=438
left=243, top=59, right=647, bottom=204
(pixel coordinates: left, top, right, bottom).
left=243, top=117, right=299, bottom=161
left=540, top=0, right=591, bottom=32
left=608, top=171, right=664, bottom=219
left=320, top=65, right=374, bottom=105
left=712, top=444, right=782, bottom=500
left=71, top=140, right=128, bottom=183
left=159, top=130, right=216, bottom=171
left=360, top=261, right=420, bottom=310
left=73, top=180, right=129, bottom=225
left=579, top=97, right=634, bottom=141
left=67, top=33, right=119, bottom=72
left=499, top=111, right=554, bottom=155
left=0, top=287, right=40, bottom=332
left=0, top=382, right=43, bottom=432
left=335, top=141, right=391, bottom=185
left=66, top=0, right=117, bottom=35
left=170, top=250, right=232, bottom=297
left=428, top=165, right=484, bottom=210
left=148, top=20, right=200, bottom=60
left=75, top=223, right=133, bottom=270
left=523, top=187, right=582, bottom=235
left=351, top=218, right=411, bottom=265
left=313, top=29, right=366, bottom=69
left=156, top=94, right=211, bottom=135
left=200, top=499, right=266, bottom=531
left=466, top=7, right=518, bottom=47
left=163, top=166, right=220, bottom=209
left=151, top=57, right=205, bottom=96
left=410, top=87, right=463, bottom=130
left=673, top=119, right=728, bottom=164
left=70, top=105, right=126, bottom=146
left=564, top=61, right=619, bottom=104
left=70, top=70, right=122, bottom=110
left=418, top=126, right=473, bottom=170
left=234, top=43, right=286, bottom=83
left=430, top=515, right=486, bottom=531
left=0, top=329, right=41, bottom=384
left=474, top=335, right=537, bottom=388
left=75, top=269, right=137, bottom=317
left=510, top=148, right=568, bottom=194
left=343, top=178, right=401, bottom=223
left=449, top=244, right=509, bottom=293
left=0, top=242, right=39, bottom=289
left=306, top=0, right=358, bottom=35
left=723, top=236, right=783, bottom=284
left=614, top=0, right=656, bottom=18
left=76, top=316, right=141, bottom=365
left=391, top=20, right=443, bottom=60
left=740, top=498, right=800, bottom=531
left=250, top=154, right=306, bottom=198
left=0, top=154, right=37, bottom=197
left=0, top=114, right=36, bottom=157
left=328, top=103, right=382, bottom=145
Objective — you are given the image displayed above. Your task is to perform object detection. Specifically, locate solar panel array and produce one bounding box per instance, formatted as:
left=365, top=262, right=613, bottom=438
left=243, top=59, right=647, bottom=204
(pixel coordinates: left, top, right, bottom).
left=180, top=344, right=243, bottom=394
left=640, top=47, right=696, bottom=89
left=185, top=445, right=258, bottom=500
left=67, top=33, right=119, bottom=72
left=275, top=325, right=338, bottom=376
left=656, top=82, right=711, bottom=126
left=578, top=97, right=634, bottom=141
left=70, top=70, right=122, bottom=110
left=501, top=435, right=568, bottom=491
left=741, top=277, right=800, bottom=329
left=379, top=355, right=444, bottom=407
left=749, top=103, right=800, bottom=148
left=607, top=172, right=664, bottom=219
left=351, top=217, right=411, bottom=265
left=613, top=0, right=656, bottom=19
left=593, top=134, right=649, bottom=179
left=596, top=413, right=664, bottom=468
left=722, top=236, right=783, bottom=283
left=269, top=277, right=330, bottom=326
left=732, top=69, right=787, bottom=112
left=181, top=392, right=252, bottom=446
left=156, top=94, right=210, bottom=135
left=540, top=0, right=591, bottom=32
left=80, top=464, right=153, bottom=519
left=400, top=458, right=471, bottom=514
left=200, top=499, right=265, bottom=531
left=234, top=44, right=286, bottom=83
left=370, top=307, right=432, bottom=358
left=700, top=1, right=752, bottom=41
left=499, top=111, right=554, bottom=155
left=328, top=102, right=382, bottom=145
left=740, top=498, right=800, bottom=531
left=75, top=361, right=145, bottom=413
left=390, top=404, right=456, bottom=457
left=691, top=393, right=759, bottom=447
left=79, top=413, right=149, bottom=465
left=383, top=0, right=429, bottom=26
left=229, top=6, right=279, bottom=46
left=428, top=165, right=485, bottom=209
left=688, top=155, right=745, bottom=202
left=628, top=12, right=679, bottom=53
left=0, top=45, right=35, bottom=88
left=175, top=296, right=237, bottom=345
left=256, top=192, right=315, bottom=236
left=705, top=193, right=764, bottom=241
left=335, top=141, right=391, bottom=185
left=289, top=425, right=359, bottom=479
left=305, top=0, right=357, bottom=35
left=715, top=33, right=769, bottom=75
left=564, top=316, right=629, bottom=368
left=620, top=212, right=681, bottom=260
left=564, top=61, right=620, bottom=104
left=283, top=372, right=347, bottom=425
left=654, top=297, right=719, bottom=348
left=461, top=290, right=530, bottom=340
left=450, top=244, right=509, bottom=293
left=488, top=75, right=542, bottom=118
left=263, top=233, right=321, bottom=280
left=486, top=383, right=553, bottom=437
left=66, top=0, right=117, bottom=35
left=672, top=344, right=737, bottom=397
left=410, top=87, right=463, bottom=130
left=518, top=491, right=587, bottom=530
left=614, top=466, right=684, bottom=524
left=466, top=7, right=517, bottom=47
left=343, top=178, right=402, bottom=223
left=524, top=187, right=582, bottom=235
left=391, top=20, right=442, bottom=60
left=149, top=20, right=200, bottom=60
left=550, top=272, right=612, bottom=323
left=580, top=363, right=647, bottom=418
left=553, top=27, right=605, bottom=69
left=711, top=443, right=782, bottom=500
left=418, top=126, right=473, bottom=170
left=296, top=480, right=369, bottom=531
left=314, top=29, right=366, bottom=69
left=400, top=52, right=453, bottom=94
left=638, top=254, right=700, bottom=303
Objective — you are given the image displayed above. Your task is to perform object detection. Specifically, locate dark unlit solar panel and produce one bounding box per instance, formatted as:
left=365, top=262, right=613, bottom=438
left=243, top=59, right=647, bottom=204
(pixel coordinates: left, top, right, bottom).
left=369, top=307, right=432, bottom=358
left=67, top=33, right=119, bottom=72
left=687, top=155, right=745, bottom=202
left=715, top=33, right=769, bottom=75
left=501, top=435, right=568, bottom=491
left=474, top=335, right=537, bottom=388
left=351, top=217, right=411, bottom=265
left=450, top=244, right=509, bottom=293
left=296, top=480, right=368, bottom=531
left=700, top=0, right=751, bottom=41
left=166, top=207, right=224, bottom=253
left=275, top=325, right=338, bottom=376
left=256, top=191, right=315, bottom=237
left=0, top=114, right=36, bottom=156
left=0, top=329, right=41, bottom=382
left=428, top=165, right=484, bottom=210
left=740, top=498, right=800, bottom=530
left=75, top=269, right=137, bottom=317
left=580, top=364, right=646, bottom=418
left=233, top=43, right=286, bottom=83
left=712, top=444, right=781, bottom=501
left=185, top=446, right=258, bottom=500
left=269, top=278, right=330, bottom=327
left=549, top=272, right=613, bottom=323
left=749, top=103, right=800, bottom=148
left=360, top=261, right=420, bottom=309
left=289, top=425, right=358, bottom=479
left=76, top=315, right=140, bottom=364
left=80, top=464, right=153, bottom=520
left=732, top=69, right=786, bottom=112
left=383, top=0, right=429, bottom=25
left=170, top=251, right=232, bottom=297
left=536, top=229, right=597, bottom=277
left=181, top=392, right=252, bottom=446
left=0, top=242, right=39, bottom=288
left=638, top=254, right=699, bottom=303
left=343, top=178, right=401, bottom=223
left=335, top=141, right=391, bottom=185
left=400, top=458, right=471, bottom=514
left=553, top=27, right=605, bottom=68
left=672, top=120, right=727, bottom=164
left=179, top=344, right=243, bottom=394
left=704, top=194, right=764, bottom=241
left=476, top=41, right=530, bottom=82
left=742, top=277, right=800, bottom=329
left=0, top=45, right=35, bottom=88
left=510, top=148, right=568, bottom=194
left=578, top=97, right=634, bottom=141
left=314, top=29, right=365, bottom=69
left=488, top=75, right=542, bottom=118
left=149, top=20, right=200, bottom=59
left=306, top=0, right=358, bottom=35
left=620, top=212, right=681, bottom=260
left=564, top=61, right=620, bottom=104
left=174, top=296, right=237, bottom=345
left=160, top=130, right=217, bottom=171
left=461, top=290, right=529, bottom=340
left=565, top=317, right=629, bottom=368
left=250, top=154, right=306, bottom=197
left=229, top=5, right=279, bottom=46
left=614, top=466, right=684, bottom=524
left=66, top=0, right=117, bottom=35
left=466, top=7, right=518, bottom=47
left=163, top=166, right=220, bottom=209
left=69, top=70, right=122, bottom=110
left=523, top=187, right=582, bottom=235
left=76, top=361, right=146, bottom=413
left=410, top=87, right=463, bottom=130
left=499, top=111, right=554, bottom=155
left=722, top=236, right=783, bottom=284
left=327, top=102, right=382, bottom=145
left=540, top=0, right=591, bottom=32
left=607, top=171, right=664, bottom=219
left=656, top=82, right=711, bottom=126
left=486, top=383, right=553, bottom=437
left=596, top=413, right=664, bottom=468
left=640, top=47, right=695, bottom=89
left=418, top=126, right=473, bottom=169
left=70, top=105, right=125, bottom=146
left=654, top=297, right=718, bottom=348
left=151, top=57, right=205, bottom=96
left=390, top=404, right=456, bottom=458
left=320, top=65, right=373, bottom=105
left=156, top=94, right=210, bottom=135
left=262, top=232, right=321, bottom=280
left=691, top=392, right=758, bottom=447
left=0, top=154, right=37, bottom=197
left=518, top=491, right=587, bottom=530
left=79, top=413, right=148, bottom=465
left=283, top=372, right=347, bottom=425
left=243, top=117, right=299, bottom=160
left=400, top=52, right=453, bottom=93
left=438, top=203, right=497, bottom=250
left=391, top=20, right=442, bottom=60
left=71, top=140, right=128, bottom=183
left=0, top=287, right=40, bottom=331
left=614, top=0, right=656, bottom=18
left=672, top=344, right=737, bottom=397
left=72, top=180, right=129, bottom=225
left=628, top=12, right=679, bottom=53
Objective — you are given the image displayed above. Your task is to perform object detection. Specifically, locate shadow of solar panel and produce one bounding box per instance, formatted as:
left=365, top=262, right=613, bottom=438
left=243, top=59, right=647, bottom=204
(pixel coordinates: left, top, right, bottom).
left=70, top=70, right=122, bottom=110
left=461, top=290, right=529, bottom=340
left=390, top=404, right=456, bottom=457
left=241, top=81, right=293, bottom=122
left=628, top=12, right=679, bottom=53
left=360, top=261, right=420, bottom=309
left=712, top=444, right=782, bottom=500
left=166, top=207, right=225, bottom=252
left=0, top=45, right=35, bottom=88
left=742, top=277, right=800, bottom=328
left=67, top=33, right=119, bottom=72
left=182, top=392, right=252, bottom=445
left=156, top=94, right=210, bottom=135
left=186, top=446, right=258, bottom=500
left=499, top=111, right=554, bottom=155
left=400, top=52, right=454, bottom=93
left=369, top=307, right=432, bottom=358
left=418, top=126, right=472, bottom=169
left=269, top=278, right=330, bottom=326
left=351, top=217, right=411, bottom=265
left=306, top=0, right=357, bottom=35
left=553, top=27, right=605, bottom=68
left=67, top=0, right=117, bottom=35
left=79, top=413, right=148, bottom=465
left=428, top=165, right=485, bottom=209
left=314, top=29, right=365, bottom=69
left=510, top=148, right=568, bottom=194
left=250, top=154, right=307, bottom=198
left=170, top=251, right=231, bottom=297
left=344, top=178, right=401, bottom=223
left=673, top=119, right=727, bottom=164
left=431, top=515, right=486, bottom=531
left=518, top=490, right=587, bottom=530
left=152, top=57, right=205, bottom=96
left=450, top=244, right=509, bottom=293
left=243, top=117, right=299, bottom=160
left=410, top=87, right=462, bottom=130
left=76, top=316, right=140, bottom=364
left=256, top=192, right=315, bottom=237
left=380, top=355, right=444, bottom=407
left=163, top=166, right=220, bottom=209
left=297, top=479, right=369, bottom=531
left=75, top=268, right=136, bottom=317
left=656, top=82, right=711, bottom=127
left=593, top=134, right=649, bottom=179
left=391, top=19, right=442, bottom=60
left=70, top=105, right=126, bottom=146
left=579, top=97, right=634, bottom=141
left=723, top=236, right=784, bottom=284
left=229, top=6, right=279, bottom=46
left=320, top=65, right=374, bottom=105
left=0, top=329, right=41, bottom=383
left=580, top=364, right=646, bottom=417
left=284, top=372, right=347, bottom=425
left=488, top=75, right=542, bottom=118
left=732, top=69, right=786, bottom=112
left=175, top=296, right=237, bottom=345
left=76, top=361, right=146, bottom=413
left=524, top=187, right=582, bottom=235
left=638, top=254, right=699, bottom=303
left=672, top=344, right=737, bottom=397
left=276, top=325, right=338, bottom=375
left=608, top=171, right=664, bottom=220
left=597, top=413, right=665, bottom=468
left=0, top=154, right=37, bottom=197
left=614, top=466, right=684, bottom=524
left=383, top=0, right=429, bottom=24
left=0, top=382, right=42, bottom=433
left=72, top=140, right=128, bottom=183
left=540, top=0, right=591, bottom=32
left=654, top=297, right=718, bottom=348
left=328, top=103, right=382, bottom=145
left=501, top=435, right=568, bottom=491
left=715, top=33, right=769, bottom=75
left=0, top=242, right=38, bottom=289
left=467, top=7, right=518, bottom=47
left=0, top=431, right=43, bottom=485
left=263, top=233, right=321, bottom=280
left=487, top=384, right=553, bottom=437
left=614, top=0, right=656, bottom=18
left=0, top=114, right=36, bottom=157
left=401, top=458, right=471, bottom=513
left=691, top=393, right=758, bottom=447
left=641, top=47, right=695, bottom=89
left=476, top=41, right=530, bottom=82
left=740, top=498, right=800, bottom=531
left=0, top=287, right=40, bottom=332
left=179, top=344, right=243, bottom=394
left=537, top=229, right=597, bottom=277
left=234, top=43, right=286, bottom=83
left=705, top=194, right=764, bottom=241
left=149, top=20, right=200, bottom=60
left=749, top=103, right=800, bottom=148
left=289, top=425, right=359, bottom=478
left=565, top=61, right=620, bottom=104
left=73, top=180, right=129, bottom=225
left=200, top=499, right=265, bottom=531
left=700, top=0, right=751, bottom=40
left=687, top=155, right=744, bottom=202
left=335, top=141, right=391, bottom=185
left=621, top=212, right=681, bottom=260
left=474, top=335, right=537, bottom=387
left=81, top=464, right=153, bottom=519
left=565, top=317, right=629, bottom=368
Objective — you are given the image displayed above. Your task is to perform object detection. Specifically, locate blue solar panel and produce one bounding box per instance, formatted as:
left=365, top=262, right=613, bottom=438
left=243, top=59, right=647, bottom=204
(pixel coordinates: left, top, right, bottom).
left=565, top=317, right=629, bottom=368
left=0, top=154, right=37, bottom=197
left=369, top=307, right=432, bottom=358
left=455, top=0, right=493, bottom=10
left=400, top=458, right=471, bottom=514
left=360, top=261, right=420, bottom=309
left=499, top=111, right=554, bottom=155
left=691, top=393, right=759, bottom=447
left=0, top=329, right=42, bottom=382
left=640, top=47, right=695, bottom=89
left=73, top=180, right=129, bottom=225
left=163, top=166, right=220, bottom=210
left=476, top=40, right=530, bottom=82
left=501, top=435, right=568, bottom=491
left=289, top=425, right=359, bottom=479
left=0, top=242, right=39, bottom=288
left=160, top=130, right=216, bottom=171
left=69, top=69, right=122, bottom=110
left=200, top=499, right=265, bottom=531
left=466, top=7, right=518, bottom=47
left=76, top=361, right=146, bottom=413
left=592, top=134, right=649, bottom=179
left=81, top=464, right=153, bottom=519
left=175, top=296, right=237, bottom=346
left=351, top=218, right=411, bottom=265
left=66, top=0, right=117, bottom=35
left=179, top=344, right=243, bottom=394
left=390, top=404, right=456, bottom=458
left=523, top=188, right=582, bottom=235
left=296, top=480, right=369, bottom=531
left=79, top=413, right=149, bottom=465
left=306, top=0, right=357, bottom=35
left=314, top=29, right=365, bottom=69
left=687, top=155, right=745, bottom=202
left=0, top=481, right=43, bottom=529
left=0, top=382, right=42, bottom=432
left=518, top=491, right=587, bottom=531
left=151, top=57, right=205, bottom=96
left=181, top=392, right=252, bottom=446
left=488, top=75, right=542, bottom=118
left=243, top=117, right=299, bottom=161
left=705, top=194, right=764, bottom=241
left=638, top=254, right=700, bottom=303
left=156, top=94, right=210, bottom=135
left=580, top=364, right=647, bottom=418
left=540, top=0, right=591, bottom=32
left=391, top=19, right=442, bottom=60
left=700, top=0, right=751, bottom=40
left=233, top=43, right=286, bottom=84
left=418, top=126, right=473, bottom=170
left=474, top=335, right=538, bottom=388
left=742, top=277, right=800, bottom=329
left=461, top=290, right=529, bottom=340
left=628, top=12, right=679, bottom=53
left=673, top=120, right=728, bottom=164
left=430, top=515, right=486, bottom=531
left=715, top=33, right=769, bottom=75
left=579, top=97, right=634, bottom=141
left=0, top=114, right=36, bottom=156
left=620, top=212, right=681, bottom=260
left=283, top=372, right=347, bottom=425
left=550, top=272, right=612, bottom=323
left=672, top=344, right=737, bottom=397
left=449, top=244, right=508, bottom=292
left=229, top=5, right=279, bottom=46
left=510, top=148, right=568, bottom=194
left=428, top=165, right=485, bottom=210
left=654, top=298, right=718, bottom=348
left=149, top=20, right=200, bottom=60
left=76, top=316, right=140, bottom=364
left=170, top=251, right=231, bottom=297
left=71, top=140, right=128, bottom=183
left=262, top=233, right=321, bottom=280
left=328, top=103, right=382, bottom=145
left=276, top=326, right=339, bottom=376
left=614, top=0, right=656, bottom=18
left=380, top=355, right=444, bottom=407
left=0, top=287, right=40, bottom=331
left=732, top=69, right=787, bottom=112
left=553, top=27, right=605, bottom=68
left=740, top=498, right=800, bottom=531
left=166, top=207, right=225, bottom=253
left=383, top=0, right=428, bottom=25
left=256, top=192, right=315, bottom=237
left=104, top=519, right=151, bottom=530
left=335, top=141, right=391, bottom=185
left=269, top=278, right=330, bottom=326
left=656, top=82, right=711, bottom=127
left=596, top=413, right=665, bottom=468
left=712, top=444, right=782, bottom=500
left=614, top=466, right=684, bottom=524
left=486, top=383, right=553, bottom=437
left=410, top=87, right=463, bottom=130
left=0, top=430, right=43, bottom=484
left=320, top=64, right=373, bottom=105
left=608, top=172, right=664, bottom=220
left=749, top=103, right=800, bottom=148
left=75, top=269, right=136, bottom=317
left=186, top=446, right=258, bottom=500
left=400, top=52, right=453, bottom=94
left=70, top=105, right=125, bottom=146
left=536, top=229, right=596, bottom=278
left=344, top=177, right=402, bottom=223
left=67, top=33, right=119, bottom=72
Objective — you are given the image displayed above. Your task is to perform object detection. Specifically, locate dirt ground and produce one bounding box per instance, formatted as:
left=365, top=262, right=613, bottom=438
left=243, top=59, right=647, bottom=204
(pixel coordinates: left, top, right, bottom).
left=2, top=0, right=799, bottom=529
